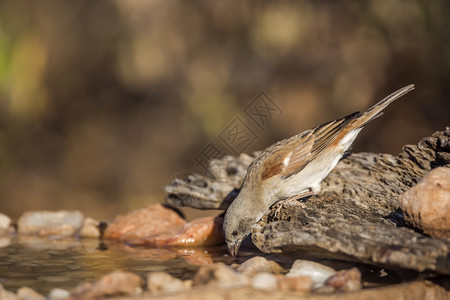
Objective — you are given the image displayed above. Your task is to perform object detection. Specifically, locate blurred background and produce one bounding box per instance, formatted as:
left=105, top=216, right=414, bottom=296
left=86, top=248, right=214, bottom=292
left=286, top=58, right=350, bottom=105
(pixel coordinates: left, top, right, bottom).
left=0, top=1, right=448, bottom=220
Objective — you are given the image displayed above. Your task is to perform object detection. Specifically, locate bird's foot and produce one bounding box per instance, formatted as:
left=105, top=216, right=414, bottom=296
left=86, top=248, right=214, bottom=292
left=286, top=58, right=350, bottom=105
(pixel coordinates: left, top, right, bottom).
left=272, top=189, right=317, bottom=220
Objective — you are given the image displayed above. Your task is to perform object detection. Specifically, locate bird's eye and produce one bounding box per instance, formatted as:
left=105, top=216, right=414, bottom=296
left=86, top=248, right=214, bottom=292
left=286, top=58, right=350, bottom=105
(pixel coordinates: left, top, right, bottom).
left=232, top=230, right=238, bottom=236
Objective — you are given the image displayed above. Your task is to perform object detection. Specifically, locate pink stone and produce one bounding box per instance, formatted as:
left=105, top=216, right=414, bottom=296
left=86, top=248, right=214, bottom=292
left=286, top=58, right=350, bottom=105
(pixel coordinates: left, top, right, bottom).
left=104, top=204, right=186, bottom=241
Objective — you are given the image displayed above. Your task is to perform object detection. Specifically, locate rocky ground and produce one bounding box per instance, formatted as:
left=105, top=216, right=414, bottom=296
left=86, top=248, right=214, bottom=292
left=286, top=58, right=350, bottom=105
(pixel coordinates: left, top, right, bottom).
left=0, top=128, right=449, bottom=299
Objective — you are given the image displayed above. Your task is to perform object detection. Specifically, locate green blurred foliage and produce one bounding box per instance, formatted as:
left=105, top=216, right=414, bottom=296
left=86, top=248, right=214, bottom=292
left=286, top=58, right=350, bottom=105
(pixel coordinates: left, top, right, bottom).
left=0, top=0, right=448, bottom=219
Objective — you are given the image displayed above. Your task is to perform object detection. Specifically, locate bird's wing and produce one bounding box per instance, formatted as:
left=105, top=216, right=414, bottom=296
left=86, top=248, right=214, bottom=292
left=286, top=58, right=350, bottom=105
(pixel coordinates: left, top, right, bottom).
left=261, top=112, right=360, bottom=181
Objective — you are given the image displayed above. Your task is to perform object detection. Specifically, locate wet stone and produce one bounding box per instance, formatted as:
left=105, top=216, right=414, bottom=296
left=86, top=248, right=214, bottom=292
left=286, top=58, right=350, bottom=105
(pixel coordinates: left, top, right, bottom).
left=130, top=216, right=224, bottom=248
left=17, top=211, right=84, bottom=237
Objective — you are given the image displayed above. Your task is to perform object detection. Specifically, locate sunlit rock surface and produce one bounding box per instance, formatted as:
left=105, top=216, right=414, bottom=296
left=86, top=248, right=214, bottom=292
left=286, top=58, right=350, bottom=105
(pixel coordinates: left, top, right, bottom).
left=399, top=167, right=450, bottom=238
left=104, top=204, right=186, bottom=241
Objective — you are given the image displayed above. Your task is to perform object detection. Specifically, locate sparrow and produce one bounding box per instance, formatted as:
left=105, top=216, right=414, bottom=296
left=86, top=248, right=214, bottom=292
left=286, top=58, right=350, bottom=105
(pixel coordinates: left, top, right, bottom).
left=223, top=85, right=415, bottom=256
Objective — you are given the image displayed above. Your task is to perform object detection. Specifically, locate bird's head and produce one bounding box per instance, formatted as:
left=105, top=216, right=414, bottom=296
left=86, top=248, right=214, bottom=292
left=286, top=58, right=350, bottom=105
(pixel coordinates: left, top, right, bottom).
left=223, top=194, right=259, bottom=256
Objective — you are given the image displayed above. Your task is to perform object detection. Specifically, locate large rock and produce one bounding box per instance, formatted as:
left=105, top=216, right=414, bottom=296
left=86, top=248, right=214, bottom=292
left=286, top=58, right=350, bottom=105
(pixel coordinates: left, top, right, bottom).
left=399, top=167, right=450, bottom=238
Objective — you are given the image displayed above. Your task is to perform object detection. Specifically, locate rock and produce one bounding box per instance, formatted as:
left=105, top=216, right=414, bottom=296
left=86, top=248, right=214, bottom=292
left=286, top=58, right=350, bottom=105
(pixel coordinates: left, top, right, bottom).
left=48, top=288, right=71, bottom=300
left=130, top=216, right=224, bottom=247
left=70, top=270, right=142, bottom=299
left=399, top=167, right=450, bottom=238
left=276, top=275, right=313, bottom=293
left=236, top=256, right=284, bottom=276
left=78, top=218, right=101, bottom=238
left=324, top=267, right=362, bottom=292
left=251, top=273, right=277, bottom=290
left=166, top=216, right=224, bottom=247
left=0, top=283, right=18, bottom=300
left=17, top=287, right=46, bottom=300
left=286, top=260, right=336, bottom=288
left=17, top=210, right=84, bottom=237
left=0, top=213, right=11, bottom=235
left=104, top=204, right=186, bottom=241
left=147, top=272, right=188, bottom=294
left=192, top=262, right=246, bottom=288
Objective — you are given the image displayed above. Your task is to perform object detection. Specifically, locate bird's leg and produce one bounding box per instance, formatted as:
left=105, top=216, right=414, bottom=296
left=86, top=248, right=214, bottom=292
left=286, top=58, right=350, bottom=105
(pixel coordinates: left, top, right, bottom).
left=272, top=185, right=320, bottom=219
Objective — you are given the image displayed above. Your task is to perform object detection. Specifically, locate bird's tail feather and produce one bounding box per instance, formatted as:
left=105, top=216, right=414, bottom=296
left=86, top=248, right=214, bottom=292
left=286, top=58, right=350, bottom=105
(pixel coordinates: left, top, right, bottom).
left=353, top=84, right=415, bottom=128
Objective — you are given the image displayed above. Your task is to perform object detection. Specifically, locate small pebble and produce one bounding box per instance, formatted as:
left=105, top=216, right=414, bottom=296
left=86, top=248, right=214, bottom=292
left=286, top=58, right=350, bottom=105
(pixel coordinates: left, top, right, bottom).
left=276, top=275, right=313, bottom=292
left=48, top=288, right=71, bottom=300
left=251, top=273, right=278, bottom=290
left=147, top=272, right=187, bottom=293
left=78, top=218, right=100, bottom=238
left=17, top=286, right=46, bottom=300
left=193, top=262, right=246, bottom=288
left=325, top=267, right=362, bottom=292
left=287, top=260, right=336, bottom=288
left=237, top=256, right=283, bottom=275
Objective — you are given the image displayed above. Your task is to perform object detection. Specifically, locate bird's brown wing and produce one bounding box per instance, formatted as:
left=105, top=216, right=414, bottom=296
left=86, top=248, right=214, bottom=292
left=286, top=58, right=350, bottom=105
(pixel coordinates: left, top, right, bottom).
left=261, top=112, right=360, bottom=181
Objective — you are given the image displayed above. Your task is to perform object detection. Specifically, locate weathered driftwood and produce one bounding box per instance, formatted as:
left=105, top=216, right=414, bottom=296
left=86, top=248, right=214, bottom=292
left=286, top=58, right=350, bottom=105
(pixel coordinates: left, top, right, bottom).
left=164, top=153, right=254, bottom=210
left=164, top=128, right=450, bottom=274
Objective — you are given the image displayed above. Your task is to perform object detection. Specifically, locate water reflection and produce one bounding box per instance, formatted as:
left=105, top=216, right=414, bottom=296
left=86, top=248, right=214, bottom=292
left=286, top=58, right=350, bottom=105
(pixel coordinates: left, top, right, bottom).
left=0, top=236, right=234, bottom=294
left=0, top=236, right=409, bottom=295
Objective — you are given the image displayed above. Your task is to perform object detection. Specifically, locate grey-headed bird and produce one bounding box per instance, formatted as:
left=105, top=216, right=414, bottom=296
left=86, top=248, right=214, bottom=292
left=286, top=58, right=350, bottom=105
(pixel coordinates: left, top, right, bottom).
left=223, top=85, right=415, bottom=256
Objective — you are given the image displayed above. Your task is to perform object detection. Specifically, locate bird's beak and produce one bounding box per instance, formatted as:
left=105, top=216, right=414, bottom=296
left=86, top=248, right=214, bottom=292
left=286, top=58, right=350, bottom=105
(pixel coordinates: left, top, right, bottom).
left=227, top=241, right=241, bottom=257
